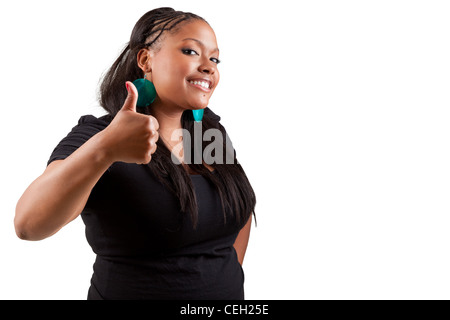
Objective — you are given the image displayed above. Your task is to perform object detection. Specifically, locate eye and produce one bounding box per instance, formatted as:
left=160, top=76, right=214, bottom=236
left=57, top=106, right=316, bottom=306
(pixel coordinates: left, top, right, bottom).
left=210, top=57, right=221, bottom=64
left=182, top=48, right=198, bottom=56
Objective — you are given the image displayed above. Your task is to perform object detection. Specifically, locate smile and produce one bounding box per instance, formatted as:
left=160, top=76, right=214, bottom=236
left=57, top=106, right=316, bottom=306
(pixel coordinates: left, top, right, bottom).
left=188, top=79, right=212, bottom=91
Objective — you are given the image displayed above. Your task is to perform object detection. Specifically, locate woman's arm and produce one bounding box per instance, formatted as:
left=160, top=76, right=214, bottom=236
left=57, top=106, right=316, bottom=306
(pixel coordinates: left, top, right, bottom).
left=14, top=82, right=159, bottom=241
left=233, top=217, right=252, bottom=265
left=14, top=131, right=115, bottom=241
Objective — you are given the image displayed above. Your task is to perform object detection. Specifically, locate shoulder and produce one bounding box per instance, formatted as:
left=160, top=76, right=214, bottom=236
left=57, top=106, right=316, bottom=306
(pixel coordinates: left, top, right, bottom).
left=64, top=114, right=112, bottom=138
left=47, top=114, right=113, bottom=166
left=203, top=107, right=228, bottom=134
left=75, top=114, right=112, bottom=129
left=204, top=107, right=221, bottom=122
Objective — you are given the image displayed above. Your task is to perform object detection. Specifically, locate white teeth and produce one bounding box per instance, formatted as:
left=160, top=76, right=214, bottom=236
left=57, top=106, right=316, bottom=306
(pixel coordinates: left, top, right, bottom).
left=189, top=80, right=210, bottom=89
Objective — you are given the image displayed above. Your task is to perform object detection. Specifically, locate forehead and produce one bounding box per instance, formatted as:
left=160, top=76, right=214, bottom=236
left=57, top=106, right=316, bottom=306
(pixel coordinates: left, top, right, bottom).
left=166, top=20, right=218, bottom=49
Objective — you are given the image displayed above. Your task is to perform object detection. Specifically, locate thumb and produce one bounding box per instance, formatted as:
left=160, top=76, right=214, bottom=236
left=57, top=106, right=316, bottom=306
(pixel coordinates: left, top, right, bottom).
left=122, top=81, right=138, bottom=112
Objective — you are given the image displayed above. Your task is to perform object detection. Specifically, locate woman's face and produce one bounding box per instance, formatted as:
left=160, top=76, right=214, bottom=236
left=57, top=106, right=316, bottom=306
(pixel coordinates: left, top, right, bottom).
left=148, top=19, right=220, bottom=111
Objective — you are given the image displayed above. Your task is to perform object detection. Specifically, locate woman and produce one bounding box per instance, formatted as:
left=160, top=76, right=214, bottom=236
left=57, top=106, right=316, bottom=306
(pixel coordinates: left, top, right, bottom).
left=14, top=7, right=256, bottom=300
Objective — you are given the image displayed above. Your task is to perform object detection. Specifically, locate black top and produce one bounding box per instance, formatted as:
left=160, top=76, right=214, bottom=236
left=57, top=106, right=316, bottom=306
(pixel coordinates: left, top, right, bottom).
left=47, top=111, right=246, bottom=300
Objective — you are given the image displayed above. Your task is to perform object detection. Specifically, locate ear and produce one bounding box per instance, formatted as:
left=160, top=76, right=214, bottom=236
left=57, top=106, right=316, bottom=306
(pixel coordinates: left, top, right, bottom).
left=137, top=48, right=152, bottom=73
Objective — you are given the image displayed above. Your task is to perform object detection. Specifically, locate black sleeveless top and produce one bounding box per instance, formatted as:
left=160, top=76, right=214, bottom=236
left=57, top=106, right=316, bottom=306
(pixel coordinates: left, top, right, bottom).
left=47, top=110, right=246, bottom=300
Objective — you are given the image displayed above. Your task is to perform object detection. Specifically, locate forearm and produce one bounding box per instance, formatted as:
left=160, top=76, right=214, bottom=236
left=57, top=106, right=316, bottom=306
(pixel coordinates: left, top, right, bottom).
left=15, top=131, right=113, bottom=241
left=233, top=217, right=252, bottom=265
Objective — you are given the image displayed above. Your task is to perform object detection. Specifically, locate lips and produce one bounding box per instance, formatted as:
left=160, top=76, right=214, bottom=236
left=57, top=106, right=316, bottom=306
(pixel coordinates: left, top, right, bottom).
left=187, top=78, right=213, bottom=91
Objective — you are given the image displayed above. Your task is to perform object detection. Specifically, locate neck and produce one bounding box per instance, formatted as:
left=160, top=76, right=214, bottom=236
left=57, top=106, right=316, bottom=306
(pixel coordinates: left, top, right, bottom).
left=150, top=102, right=184, bottom=144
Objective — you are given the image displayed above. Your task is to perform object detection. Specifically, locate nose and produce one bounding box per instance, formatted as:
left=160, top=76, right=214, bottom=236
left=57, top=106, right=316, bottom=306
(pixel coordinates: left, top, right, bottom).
left=198, top=59, right=216, bottom=75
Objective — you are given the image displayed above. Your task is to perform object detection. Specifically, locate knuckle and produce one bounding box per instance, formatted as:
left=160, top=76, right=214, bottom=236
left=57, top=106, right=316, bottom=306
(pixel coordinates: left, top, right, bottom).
left=144, top=116, right=152, bottom=126
left=150, top=116, right=159, bottom=130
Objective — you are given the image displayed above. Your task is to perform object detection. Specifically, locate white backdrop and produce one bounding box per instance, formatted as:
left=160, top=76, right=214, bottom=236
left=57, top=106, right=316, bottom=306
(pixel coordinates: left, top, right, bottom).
left=1, top=0, right=449, bottom=300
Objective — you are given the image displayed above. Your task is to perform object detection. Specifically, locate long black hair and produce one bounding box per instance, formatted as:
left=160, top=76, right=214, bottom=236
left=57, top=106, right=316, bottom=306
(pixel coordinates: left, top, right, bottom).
left=99, top=7, right=256, bottom=228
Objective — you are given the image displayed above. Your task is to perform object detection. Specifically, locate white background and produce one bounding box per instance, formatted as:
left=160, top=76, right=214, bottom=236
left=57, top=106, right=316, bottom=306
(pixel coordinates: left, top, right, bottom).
left=0, top=0, right=449, bottom=299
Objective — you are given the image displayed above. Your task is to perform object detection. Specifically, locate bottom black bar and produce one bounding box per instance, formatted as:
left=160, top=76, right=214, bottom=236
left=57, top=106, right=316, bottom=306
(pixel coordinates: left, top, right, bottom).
left=3, top=300, right=443, bottom=318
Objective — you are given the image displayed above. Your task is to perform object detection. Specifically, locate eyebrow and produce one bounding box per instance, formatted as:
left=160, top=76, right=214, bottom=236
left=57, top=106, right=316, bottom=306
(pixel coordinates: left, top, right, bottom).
left=182, top=38, right=219, bottom=52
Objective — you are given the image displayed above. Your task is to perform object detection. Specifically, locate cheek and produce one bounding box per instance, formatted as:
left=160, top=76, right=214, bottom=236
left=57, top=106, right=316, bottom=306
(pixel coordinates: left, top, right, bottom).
left=152, top=59, right=188, bottom=95
left=214, top=72, right=220, bottom=89
left=153, top=69, right=179, bottom=94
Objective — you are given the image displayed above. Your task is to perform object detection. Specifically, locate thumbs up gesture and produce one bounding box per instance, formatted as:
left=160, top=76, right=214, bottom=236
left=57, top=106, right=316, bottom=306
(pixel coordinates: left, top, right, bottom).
left=102, top=82, right=159, bottom=164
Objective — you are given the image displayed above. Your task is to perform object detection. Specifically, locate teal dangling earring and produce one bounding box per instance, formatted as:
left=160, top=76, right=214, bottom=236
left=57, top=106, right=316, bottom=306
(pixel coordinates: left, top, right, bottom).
left=192, top=109, right=204, bottom=122
left=133, top=72, right=202, bottom=121
left=132, top=73, right=157, bottom=108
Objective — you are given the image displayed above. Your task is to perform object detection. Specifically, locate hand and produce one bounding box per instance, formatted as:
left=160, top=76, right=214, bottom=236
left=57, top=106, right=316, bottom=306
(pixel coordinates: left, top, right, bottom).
left=101, top=81, right=159, bottom=164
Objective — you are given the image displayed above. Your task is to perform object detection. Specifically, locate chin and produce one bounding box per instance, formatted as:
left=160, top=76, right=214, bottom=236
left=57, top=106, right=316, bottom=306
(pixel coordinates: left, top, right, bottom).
left=188, top=100, right=210, bottom=110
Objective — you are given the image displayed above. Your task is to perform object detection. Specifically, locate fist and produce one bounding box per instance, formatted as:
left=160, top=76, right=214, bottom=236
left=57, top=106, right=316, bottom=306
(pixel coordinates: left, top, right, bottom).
left=102, top=81, right=159, bottom=164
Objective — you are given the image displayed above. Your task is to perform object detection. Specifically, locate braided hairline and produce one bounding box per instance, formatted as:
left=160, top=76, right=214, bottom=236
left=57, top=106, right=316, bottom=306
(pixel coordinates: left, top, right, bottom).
left=142, top=14, right=204, bottom=50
